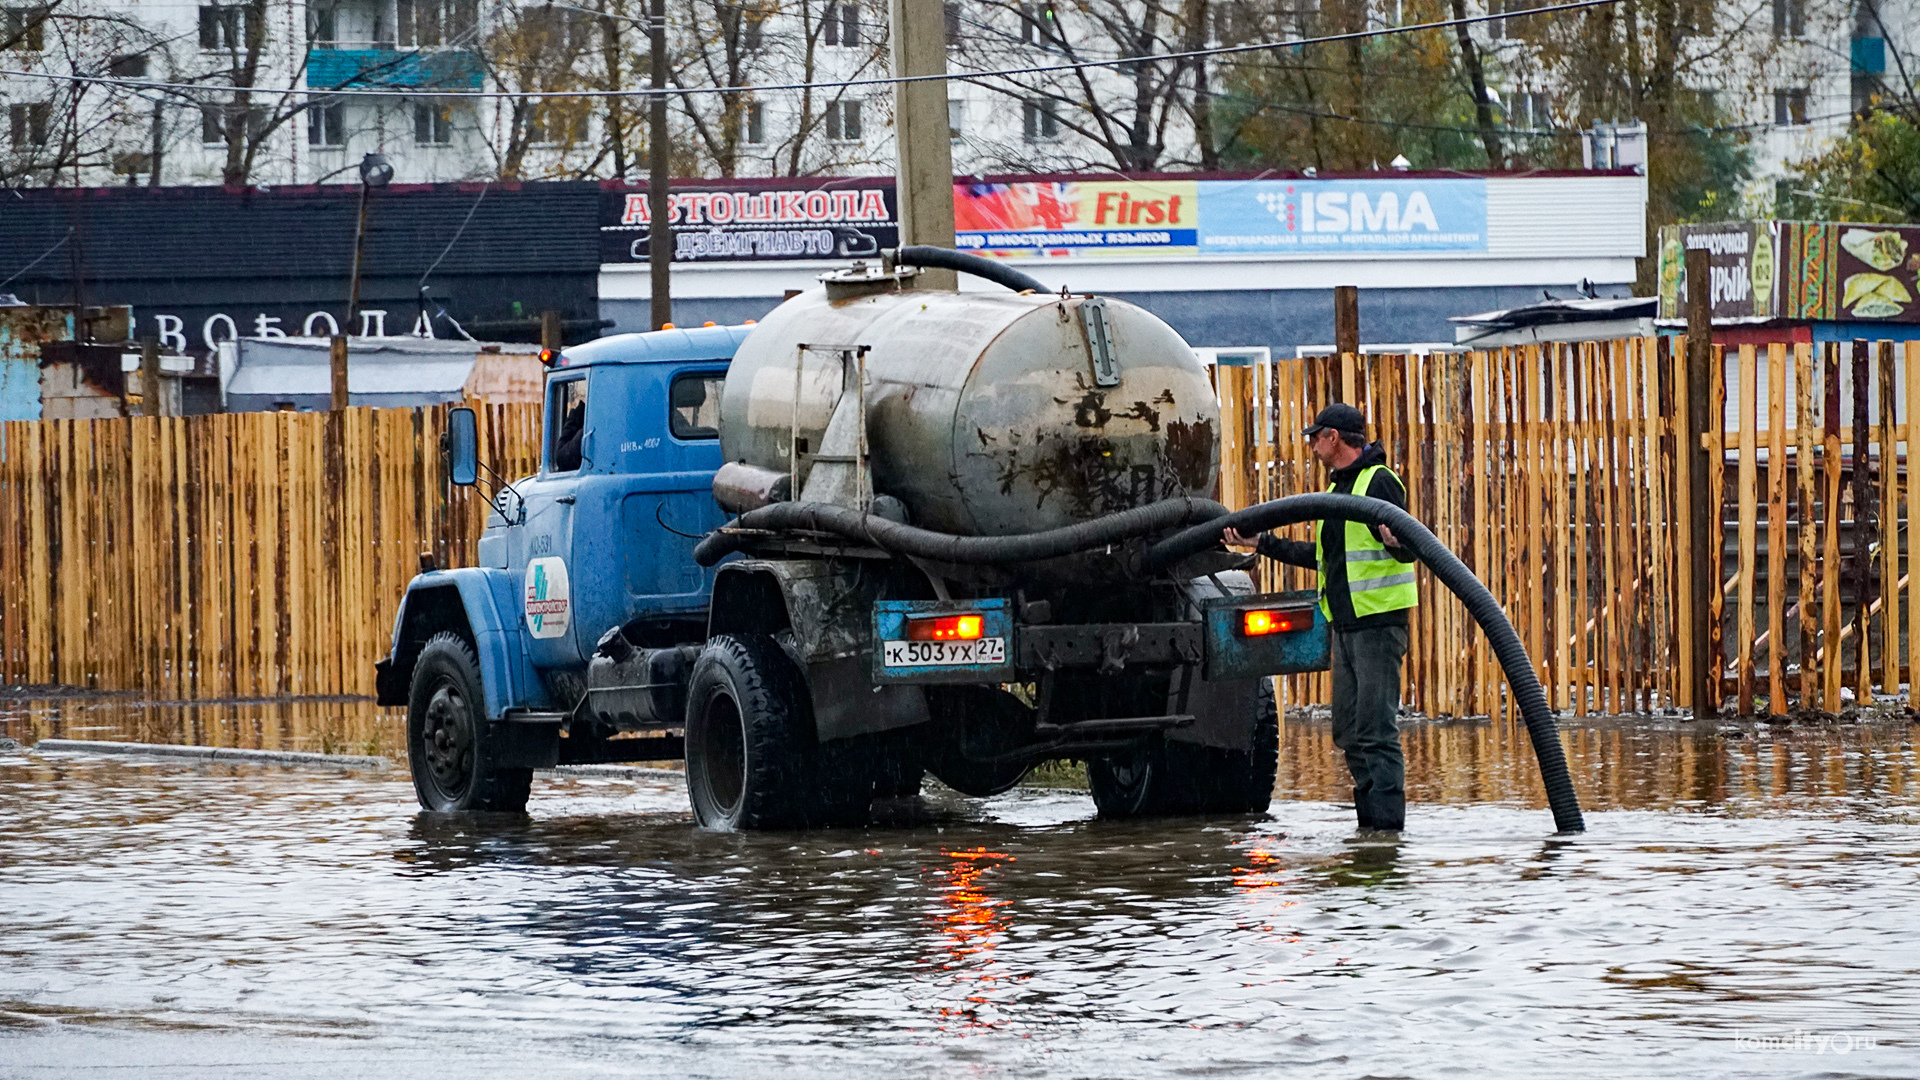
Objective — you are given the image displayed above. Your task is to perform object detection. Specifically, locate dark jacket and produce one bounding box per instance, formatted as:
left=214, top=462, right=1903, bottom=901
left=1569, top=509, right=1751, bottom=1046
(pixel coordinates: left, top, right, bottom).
left=1256, top=442, right=1417, bottom=630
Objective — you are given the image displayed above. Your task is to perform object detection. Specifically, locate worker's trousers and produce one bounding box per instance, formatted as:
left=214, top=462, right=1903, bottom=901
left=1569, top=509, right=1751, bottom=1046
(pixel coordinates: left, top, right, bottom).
left=1329, top=624, right=1408, bottom=830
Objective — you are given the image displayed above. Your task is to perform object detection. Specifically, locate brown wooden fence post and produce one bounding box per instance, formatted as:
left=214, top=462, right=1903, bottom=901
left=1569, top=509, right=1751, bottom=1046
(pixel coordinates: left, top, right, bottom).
left=1684, top=247, right=1718, bottom=719
left=1853, top=339, right=1873, bottom=700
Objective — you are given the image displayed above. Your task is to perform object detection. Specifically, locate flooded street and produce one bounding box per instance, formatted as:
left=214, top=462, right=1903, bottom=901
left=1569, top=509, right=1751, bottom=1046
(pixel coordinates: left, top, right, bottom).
left=2, top=702, right=1917, bottom=1078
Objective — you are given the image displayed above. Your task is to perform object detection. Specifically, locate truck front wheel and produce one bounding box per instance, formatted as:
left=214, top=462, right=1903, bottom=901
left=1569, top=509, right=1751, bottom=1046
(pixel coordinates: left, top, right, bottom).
left=685, top=633, right=869, bottom=830
left=407, top=632, right=532, bottom=813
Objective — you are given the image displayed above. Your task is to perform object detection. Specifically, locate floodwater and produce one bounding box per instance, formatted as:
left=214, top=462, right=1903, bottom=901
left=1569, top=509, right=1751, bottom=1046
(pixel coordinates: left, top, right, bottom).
left=1, top=699, right=1917, bottom=1079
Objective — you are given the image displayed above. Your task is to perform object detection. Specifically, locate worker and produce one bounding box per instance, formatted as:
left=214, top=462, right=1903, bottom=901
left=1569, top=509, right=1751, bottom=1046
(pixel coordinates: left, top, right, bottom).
left=1224, top=402, right=1418, bottom=831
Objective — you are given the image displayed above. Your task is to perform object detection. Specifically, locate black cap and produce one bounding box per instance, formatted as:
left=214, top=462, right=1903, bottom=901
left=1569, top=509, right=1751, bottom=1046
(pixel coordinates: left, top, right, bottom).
left=1302, top=403, right=1367, bottom=438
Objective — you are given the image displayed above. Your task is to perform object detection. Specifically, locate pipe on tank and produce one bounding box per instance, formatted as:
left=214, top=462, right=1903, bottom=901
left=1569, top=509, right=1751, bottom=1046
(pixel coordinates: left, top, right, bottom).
left=1145, top=492, right=1586, bottom=835
left=894, top=245, right=1049, bottom=295
left=692, top=495, right=1228, bottom=568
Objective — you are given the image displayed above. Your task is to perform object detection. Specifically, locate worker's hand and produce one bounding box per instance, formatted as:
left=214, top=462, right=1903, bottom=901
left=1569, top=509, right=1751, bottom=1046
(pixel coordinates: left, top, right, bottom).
left=1222, top=527, right=1258, bottom=552
left=1379, top=525, right=1400, bottom=547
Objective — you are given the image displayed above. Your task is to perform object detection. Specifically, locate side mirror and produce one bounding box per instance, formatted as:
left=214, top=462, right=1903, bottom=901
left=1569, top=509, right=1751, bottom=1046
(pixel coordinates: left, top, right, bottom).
left=446, top=406, right=479, bottom=487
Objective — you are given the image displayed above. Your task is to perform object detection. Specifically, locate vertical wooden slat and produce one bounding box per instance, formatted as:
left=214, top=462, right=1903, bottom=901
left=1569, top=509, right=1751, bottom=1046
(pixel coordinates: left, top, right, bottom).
left=1672, top=336, right=1693, bottom=708
left=1879, top=341, right=1900, bottom=695
left=1735, top=344, right=1760, bottom=715
left=1852, top=340, right=1873, bottom=701
left=1797, top=343, right=1818, bottom=711
left=1823, top=343, right=1844, bottom=713
left=1766, top=343, right=1788, bottom=717
left=1907, top=341, right=1920, bottom=697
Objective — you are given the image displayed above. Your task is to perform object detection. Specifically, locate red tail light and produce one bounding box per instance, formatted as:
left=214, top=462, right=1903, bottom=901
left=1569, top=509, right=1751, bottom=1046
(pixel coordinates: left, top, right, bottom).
left=1241, top=609, right=1305, bottom=637
left=539, top=347, right=558, bottom=366
left=907, top=614, right=984, bottom=641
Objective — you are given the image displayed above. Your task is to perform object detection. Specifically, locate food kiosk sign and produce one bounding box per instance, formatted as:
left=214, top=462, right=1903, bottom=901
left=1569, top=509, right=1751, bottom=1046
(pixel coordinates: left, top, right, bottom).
left=1659, top=220, right=1920, bottom=324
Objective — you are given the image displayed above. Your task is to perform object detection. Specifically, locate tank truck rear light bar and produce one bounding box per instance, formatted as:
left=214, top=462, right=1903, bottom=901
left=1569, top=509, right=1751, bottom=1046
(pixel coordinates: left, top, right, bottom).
left=1240, top=609, right=1306, bottom=637
left=906, top=613, right=985, bottom=641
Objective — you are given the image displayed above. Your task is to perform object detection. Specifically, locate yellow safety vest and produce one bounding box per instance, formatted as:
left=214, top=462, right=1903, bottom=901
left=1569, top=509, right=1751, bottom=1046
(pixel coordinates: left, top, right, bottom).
left=1312, top=464, right=1419, bottom=619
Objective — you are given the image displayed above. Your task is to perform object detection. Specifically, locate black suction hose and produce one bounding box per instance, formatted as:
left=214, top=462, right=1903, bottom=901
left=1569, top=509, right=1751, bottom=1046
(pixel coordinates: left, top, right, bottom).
left=895, top=245, right=1050, bottom=295
left=1147, top=493, right=1585, bottom=834
left=693, top=495, right=1227, bottom=567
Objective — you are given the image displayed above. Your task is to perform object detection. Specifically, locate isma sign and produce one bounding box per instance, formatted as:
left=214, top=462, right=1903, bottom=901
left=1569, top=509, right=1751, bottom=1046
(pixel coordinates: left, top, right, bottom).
left=1196, top=179, right=1488, bottom=254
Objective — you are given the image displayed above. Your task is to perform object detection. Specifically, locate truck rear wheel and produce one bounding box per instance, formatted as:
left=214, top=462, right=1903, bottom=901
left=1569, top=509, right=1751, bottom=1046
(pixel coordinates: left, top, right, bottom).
left=685, top=633, right=871, bottom=830
left=1089, top=678, right=1278, bottom=818
left=407, top=632, right=532, bottom=813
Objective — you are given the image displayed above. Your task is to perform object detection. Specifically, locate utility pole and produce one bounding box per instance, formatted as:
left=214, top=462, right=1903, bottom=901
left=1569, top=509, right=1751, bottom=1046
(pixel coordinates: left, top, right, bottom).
left=648, top=0, right=671, bottom=329
left=889, top=0, right=957, bottom=289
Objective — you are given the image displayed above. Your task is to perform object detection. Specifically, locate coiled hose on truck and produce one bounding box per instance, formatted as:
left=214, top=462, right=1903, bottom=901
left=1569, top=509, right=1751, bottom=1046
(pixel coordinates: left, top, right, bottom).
left=1146, top=493, right=1585, bottom=834
left=692, top=495, right=1229, bottom=567
left=693, top=491, right=1585, bottom=834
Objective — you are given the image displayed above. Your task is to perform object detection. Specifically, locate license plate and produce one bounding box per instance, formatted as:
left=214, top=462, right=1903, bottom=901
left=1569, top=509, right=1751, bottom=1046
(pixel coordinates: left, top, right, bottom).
left=881, top=637, right=1007, bottom=668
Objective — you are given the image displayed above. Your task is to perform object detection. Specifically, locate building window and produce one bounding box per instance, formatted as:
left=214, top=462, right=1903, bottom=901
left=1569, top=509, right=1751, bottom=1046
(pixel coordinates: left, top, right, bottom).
left=107, top=53, right=147, bottom=77
left=1772, top=0, right=1805, bottom=38
left=823, top=1, right=860, bottom=46
left=1486, top=0, right=1539, bottom=40
left=743, top=101, right=765, bottom=145
left=308, top=5, right=337, bottom=48
left=525, top=100, right=585, bottom=145
left=1507, top=90, right=1551, bottom=130
left=415, top=101, right=454, bottom=145
left=1773, top=88, right=1808, bottom=126
left=948, top=98, right=964, bottom=141
left=719, top=2, right=765, bottom=51
left=1020, top=3, right=1058, bottom=50
left=1023, top=98, right=1058, bottom=141
left=198, top=4, right=256, bottom=51
left=945, top=2, right=961, bottom=46
left=1212, top=0, right=1259, bottom=44
left=824, top=99, right=861, bottom=141
left=201, top=103, right=266, bottom=145
left=310, top=101, right=346, bottom=146
left=400, top=0, right=480, bottom=47
left=2, top=6, right=47, bottom=52
left=8, top=102, right=48, bottom=146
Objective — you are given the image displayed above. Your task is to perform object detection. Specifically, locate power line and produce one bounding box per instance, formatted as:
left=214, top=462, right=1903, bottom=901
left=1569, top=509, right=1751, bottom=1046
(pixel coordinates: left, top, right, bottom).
left=0, top=0, right=1624, bottom=102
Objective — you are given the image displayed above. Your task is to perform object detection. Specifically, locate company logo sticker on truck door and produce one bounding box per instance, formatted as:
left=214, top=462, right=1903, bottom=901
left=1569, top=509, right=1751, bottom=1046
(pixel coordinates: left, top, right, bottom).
left=525, top=557, right=572, bottom=639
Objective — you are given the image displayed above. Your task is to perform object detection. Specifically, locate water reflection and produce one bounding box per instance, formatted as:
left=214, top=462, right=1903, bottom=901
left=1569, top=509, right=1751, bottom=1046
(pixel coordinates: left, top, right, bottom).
left=1, top=743, right=1917, bottom=1076
left=6, top=692, right=1916, bottom=821
left=0, top=692, right=406, bottom=758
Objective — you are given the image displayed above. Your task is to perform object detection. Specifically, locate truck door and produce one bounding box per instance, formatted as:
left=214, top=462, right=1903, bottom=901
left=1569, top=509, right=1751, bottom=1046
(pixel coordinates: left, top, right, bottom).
left=627, top=368, right=729, bottom=604
left=514, top=371, right=589, bottom=668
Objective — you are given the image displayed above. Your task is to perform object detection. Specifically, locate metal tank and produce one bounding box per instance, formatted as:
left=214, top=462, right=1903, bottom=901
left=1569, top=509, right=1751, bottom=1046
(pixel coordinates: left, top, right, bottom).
left=718, top=269, right=1220, bottom=538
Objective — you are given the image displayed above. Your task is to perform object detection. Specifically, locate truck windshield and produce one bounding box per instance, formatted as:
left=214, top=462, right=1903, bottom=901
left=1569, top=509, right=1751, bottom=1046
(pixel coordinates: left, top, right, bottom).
left=670, top=372, right=725, bottom=439
left=550, top=377, right=587, bottom=471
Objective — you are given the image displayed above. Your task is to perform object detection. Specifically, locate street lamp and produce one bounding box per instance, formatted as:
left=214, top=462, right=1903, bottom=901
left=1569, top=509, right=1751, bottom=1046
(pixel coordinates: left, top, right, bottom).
left=335, top=152, right=394, bottom=410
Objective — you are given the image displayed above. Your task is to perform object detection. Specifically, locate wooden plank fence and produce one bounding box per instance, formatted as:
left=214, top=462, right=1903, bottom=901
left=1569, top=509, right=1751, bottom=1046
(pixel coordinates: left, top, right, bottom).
left=0, top=404, right=540, bottom=698
left=1216, top=337, right=1920, bottom=719
left=3, top=336, right=1917, bottom=718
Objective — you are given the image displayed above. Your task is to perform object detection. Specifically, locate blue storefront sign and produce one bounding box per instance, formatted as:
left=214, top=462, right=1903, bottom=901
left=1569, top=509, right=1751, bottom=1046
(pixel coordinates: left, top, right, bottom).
left=1196, top=178, right=1487, bottom=254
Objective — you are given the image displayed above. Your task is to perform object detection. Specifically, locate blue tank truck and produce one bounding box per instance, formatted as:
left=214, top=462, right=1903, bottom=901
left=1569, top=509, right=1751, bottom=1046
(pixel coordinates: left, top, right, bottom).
left=375, top=248, right=1333, bottom=829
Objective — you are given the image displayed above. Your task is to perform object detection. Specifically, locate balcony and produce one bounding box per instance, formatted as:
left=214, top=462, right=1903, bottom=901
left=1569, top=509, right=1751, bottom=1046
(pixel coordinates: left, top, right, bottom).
left=306, top=49, right=483, bottom=91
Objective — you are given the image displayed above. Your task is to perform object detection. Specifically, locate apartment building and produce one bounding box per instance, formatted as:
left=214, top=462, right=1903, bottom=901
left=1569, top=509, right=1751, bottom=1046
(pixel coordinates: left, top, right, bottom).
left=0, top=2, right=1909, bottom=191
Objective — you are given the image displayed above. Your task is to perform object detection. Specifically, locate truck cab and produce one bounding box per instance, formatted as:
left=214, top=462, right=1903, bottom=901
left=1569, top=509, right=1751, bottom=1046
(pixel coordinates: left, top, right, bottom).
left=375, top=325, right=751, bottom=808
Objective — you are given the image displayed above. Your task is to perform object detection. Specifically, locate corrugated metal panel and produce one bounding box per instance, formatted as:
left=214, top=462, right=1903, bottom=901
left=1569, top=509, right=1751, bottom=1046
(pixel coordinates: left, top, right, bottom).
left=1486, top=177, right=1647, bottom=260
left=0, top=182, right=603, bottom=284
